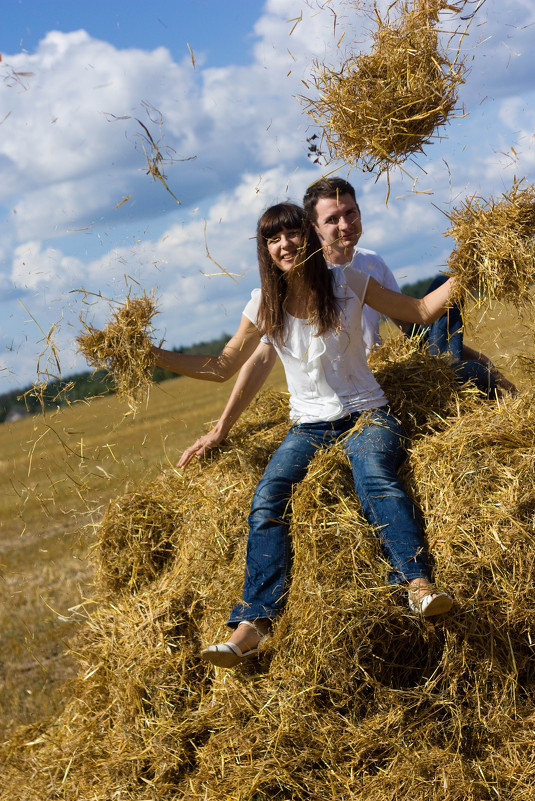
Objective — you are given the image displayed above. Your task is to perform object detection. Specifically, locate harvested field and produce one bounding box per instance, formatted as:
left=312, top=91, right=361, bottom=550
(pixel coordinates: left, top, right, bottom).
left=1, top=337, right=534, bottom=800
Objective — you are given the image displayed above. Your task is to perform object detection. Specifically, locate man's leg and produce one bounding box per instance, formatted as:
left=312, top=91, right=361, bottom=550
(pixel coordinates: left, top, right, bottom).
left=417, top=275, right=498, bottom=396
left=423, top=274, right=464, bottom=359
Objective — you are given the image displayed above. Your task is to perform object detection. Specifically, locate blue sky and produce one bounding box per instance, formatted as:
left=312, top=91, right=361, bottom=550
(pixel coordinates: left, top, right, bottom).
left=1, top=0, right=534, bottom=392
left=5, top=0, right=263, bottom=67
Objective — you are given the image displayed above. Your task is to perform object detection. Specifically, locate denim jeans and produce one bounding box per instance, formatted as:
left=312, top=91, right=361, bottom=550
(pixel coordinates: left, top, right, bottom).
left=413, top=275, right=498, bottom=397
left=228, top=406, right=430, bottom=626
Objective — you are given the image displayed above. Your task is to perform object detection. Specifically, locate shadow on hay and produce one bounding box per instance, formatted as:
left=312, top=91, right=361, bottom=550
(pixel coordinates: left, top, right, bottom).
left=516, top=491, right=535, bottom=526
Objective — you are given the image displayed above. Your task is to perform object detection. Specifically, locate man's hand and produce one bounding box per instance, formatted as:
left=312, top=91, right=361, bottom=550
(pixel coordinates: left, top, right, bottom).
left=462, top=344, right=519, bottom=397
left=491, top=367, right=518, bottom=397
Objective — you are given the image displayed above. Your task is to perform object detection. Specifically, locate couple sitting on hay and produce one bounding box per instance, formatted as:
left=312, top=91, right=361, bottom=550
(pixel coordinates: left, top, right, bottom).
left=153, top=177, right=516, bottom=669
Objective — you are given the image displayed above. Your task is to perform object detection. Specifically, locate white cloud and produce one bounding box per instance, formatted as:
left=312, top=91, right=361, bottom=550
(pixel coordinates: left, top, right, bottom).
left=11, top=240, right=73, bottom=291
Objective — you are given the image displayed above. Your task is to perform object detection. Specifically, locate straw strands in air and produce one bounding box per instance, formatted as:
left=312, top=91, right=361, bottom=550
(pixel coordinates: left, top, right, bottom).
left=303, top=0, right=467, bottom=177
left=445, top=179, right=535, bottom=308
left=77, top=293, right=157, bottom=410
left=2, top=337, right=535, bottom=800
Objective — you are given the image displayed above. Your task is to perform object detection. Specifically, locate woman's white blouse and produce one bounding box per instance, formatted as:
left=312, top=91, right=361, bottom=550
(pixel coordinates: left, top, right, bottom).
left=242, top=265, right=388, bottom=423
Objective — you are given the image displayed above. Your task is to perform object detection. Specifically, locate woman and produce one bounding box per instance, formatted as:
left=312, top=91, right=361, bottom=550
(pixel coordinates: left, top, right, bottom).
left=152, top=203, right=455, bottom=669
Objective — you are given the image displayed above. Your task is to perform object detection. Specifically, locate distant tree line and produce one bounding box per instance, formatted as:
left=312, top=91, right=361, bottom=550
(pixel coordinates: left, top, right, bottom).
left=0, top=333, right=231, bottom=424
left=399, top=276, right=434, bottom=298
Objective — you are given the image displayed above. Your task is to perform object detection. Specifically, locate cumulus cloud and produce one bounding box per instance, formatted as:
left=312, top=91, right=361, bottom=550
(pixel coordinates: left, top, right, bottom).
left=1, top=1, right=350, bottom=248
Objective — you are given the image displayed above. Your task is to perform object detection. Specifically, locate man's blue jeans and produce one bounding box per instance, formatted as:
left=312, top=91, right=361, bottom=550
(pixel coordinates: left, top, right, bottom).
left=416, top=275, right=498, bottom=397
left=228, top=406, right=430, bottom=626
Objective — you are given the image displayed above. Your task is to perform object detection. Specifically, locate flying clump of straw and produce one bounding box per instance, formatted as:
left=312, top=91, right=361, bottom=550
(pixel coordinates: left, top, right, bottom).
left=303, top=0, right=467, bottom=177
left=445, top=179, right=535, bottom=308
left=77, top=293, right=157, bottom=409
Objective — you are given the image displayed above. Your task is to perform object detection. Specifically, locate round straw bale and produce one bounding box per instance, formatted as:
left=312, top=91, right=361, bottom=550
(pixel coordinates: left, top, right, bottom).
left=77, top=293, right=157, bottom=410
left=303, top=0, right=466, bottom=176
left=406, top=391, right=535, bottom=625
left=445, top=179, right=535, bottom=309
left=96, top=389, right=291, bottom=596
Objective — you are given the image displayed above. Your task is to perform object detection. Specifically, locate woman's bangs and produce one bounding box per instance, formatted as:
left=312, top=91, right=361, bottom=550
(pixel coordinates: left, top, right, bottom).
left=258, top=204, right=305, bottom=241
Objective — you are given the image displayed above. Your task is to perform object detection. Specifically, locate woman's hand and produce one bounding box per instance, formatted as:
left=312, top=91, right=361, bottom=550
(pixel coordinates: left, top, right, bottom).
left=177, top=428, right=225, bottom=468
left=176, top=342, right=277, bottom=470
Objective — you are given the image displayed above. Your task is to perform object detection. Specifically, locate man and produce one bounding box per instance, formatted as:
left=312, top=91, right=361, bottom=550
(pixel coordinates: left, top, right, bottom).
left=177, top=178, right=514, bottom=467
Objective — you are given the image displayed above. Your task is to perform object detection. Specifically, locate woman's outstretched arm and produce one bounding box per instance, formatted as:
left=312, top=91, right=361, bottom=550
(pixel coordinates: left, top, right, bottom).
left=177, top=342, right=277, bottom=468
left=152, top=315, right=261, bottom=383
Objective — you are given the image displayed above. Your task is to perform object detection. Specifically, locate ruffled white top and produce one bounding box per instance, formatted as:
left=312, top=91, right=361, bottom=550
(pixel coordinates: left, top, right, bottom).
left=340, top=247, right=399, bottom=353
left=242, top=265, right=388, bottom=424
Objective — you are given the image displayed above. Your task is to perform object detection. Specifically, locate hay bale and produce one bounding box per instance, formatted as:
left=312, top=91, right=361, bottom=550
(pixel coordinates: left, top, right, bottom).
left=303, top=0, right=466, bottom=176
left=2, top=346, right=535, bottom=800
left=96, top=389, right=290, bottom=595
left=369, top=334, right=482, bottom=437
left=77, top=294, right=157, bottom=410
left=445, top=179, right=535, bottom=309
left=407, top=392, right=535, bottom=624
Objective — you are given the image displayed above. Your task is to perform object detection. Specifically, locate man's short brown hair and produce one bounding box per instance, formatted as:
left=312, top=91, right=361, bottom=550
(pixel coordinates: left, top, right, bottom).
left=303, top=178, right=358, bottom=223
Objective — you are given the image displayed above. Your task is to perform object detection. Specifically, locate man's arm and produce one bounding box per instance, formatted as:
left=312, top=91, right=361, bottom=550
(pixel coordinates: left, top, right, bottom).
left=177, top=342, right=277, bottom=467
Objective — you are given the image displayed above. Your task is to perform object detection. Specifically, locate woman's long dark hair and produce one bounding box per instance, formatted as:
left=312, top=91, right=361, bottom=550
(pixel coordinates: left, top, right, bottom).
left=256, top=203, right=338, bottom=346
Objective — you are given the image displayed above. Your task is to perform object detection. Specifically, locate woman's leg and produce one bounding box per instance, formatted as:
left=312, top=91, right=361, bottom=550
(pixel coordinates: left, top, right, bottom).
left=342, top=408, right=431, bottom=584
left=228, top=424, right=327, bottom=626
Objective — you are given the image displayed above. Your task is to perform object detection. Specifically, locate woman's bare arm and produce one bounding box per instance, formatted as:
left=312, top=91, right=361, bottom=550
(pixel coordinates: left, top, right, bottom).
left=152, top=315, right=261, bottom=383
left=177, top=342, right=277, bottom=467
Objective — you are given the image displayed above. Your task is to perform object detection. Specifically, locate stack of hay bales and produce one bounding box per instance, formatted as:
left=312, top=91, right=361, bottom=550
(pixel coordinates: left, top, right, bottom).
left=1, top=339, right=534, bottom=801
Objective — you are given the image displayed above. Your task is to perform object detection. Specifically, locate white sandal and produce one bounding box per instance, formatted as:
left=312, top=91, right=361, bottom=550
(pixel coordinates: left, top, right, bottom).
left=200, top=620, right=268, bottom=668
left=408, top=590, right=453, bottom=617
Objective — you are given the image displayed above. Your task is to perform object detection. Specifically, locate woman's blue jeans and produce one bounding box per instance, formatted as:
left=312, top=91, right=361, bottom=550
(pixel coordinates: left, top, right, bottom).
left=228, top=406, right=430, bottom=626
